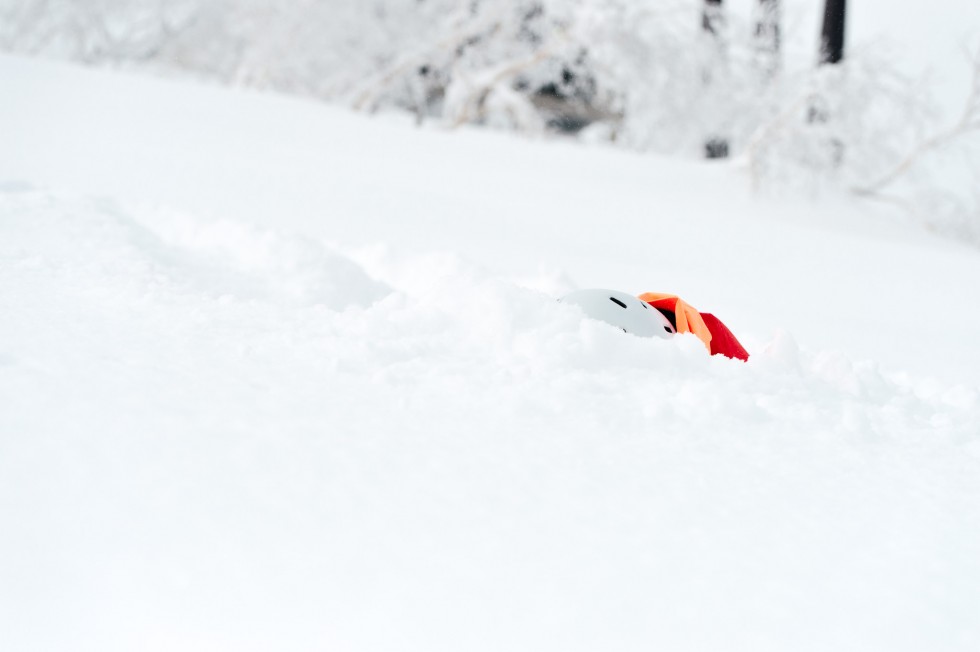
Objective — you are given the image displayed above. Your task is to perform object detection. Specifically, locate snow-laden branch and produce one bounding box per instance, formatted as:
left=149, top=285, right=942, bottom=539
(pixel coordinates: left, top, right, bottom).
left=443, top=46, right=556, bottom=130
left=350, top=6, right=506, bottom=114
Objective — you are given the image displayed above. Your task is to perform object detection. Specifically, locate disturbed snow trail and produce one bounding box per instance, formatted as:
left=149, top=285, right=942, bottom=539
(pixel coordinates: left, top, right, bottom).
left=2, top=186, right=979, bottom=651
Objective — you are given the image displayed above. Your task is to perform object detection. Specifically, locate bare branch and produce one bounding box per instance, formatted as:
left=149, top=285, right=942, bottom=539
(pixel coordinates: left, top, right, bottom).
left=852, top=47, right=980, bottom=196
left=351, top=7, right=505, bottom=113
left=445, top=46, right=554, bottom=129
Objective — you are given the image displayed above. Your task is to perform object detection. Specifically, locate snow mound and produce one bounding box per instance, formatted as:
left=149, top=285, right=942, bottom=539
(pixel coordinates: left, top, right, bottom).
left=3, top=187, right=389, bottom=312
left=3, top=186, right=980, bottom=651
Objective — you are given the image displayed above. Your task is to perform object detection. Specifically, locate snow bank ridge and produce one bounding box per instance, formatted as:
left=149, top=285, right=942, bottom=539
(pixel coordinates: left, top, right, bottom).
left=2, top=184, right=976, bottom=446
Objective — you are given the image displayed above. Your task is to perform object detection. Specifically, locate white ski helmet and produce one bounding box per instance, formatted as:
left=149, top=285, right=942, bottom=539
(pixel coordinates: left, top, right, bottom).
left=559, top=289, right=676, bottom=338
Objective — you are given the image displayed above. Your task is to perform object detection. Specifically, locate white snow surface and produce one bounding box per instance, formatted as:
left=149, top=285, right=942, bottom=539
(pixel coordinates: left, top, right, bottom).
left=2, top=55, right=980, bottom=651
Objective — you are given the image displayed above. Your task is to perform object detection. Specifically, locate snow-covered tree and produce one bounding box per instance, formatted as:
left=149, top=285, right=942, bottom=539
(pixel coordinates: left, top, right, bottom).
left=701, top=0, right=729, bottom=158
left=752, top=0, right=780, bottom=84
left=806, top=0, right=847, bottom=167
left=1, top=0, right=976, bottom=242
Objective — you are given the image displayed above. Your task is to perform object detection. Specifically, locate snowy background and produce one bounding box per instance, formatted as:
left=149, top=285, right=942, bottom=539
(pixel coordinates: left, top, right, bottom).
left=2, top=2, right=980, bottom=651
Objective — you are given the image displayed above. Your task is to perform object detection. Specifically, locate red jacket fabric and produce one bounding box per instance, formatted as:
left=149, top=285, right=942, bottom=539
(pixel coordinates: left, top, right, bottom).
left=699, top=312, right=750, bottom=361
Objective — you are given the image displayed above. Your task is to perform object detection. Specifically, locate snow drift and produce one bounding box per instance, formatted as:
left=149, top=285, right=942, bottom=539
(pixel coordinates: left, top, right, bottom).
left=1, top=55, right=980, bottom=652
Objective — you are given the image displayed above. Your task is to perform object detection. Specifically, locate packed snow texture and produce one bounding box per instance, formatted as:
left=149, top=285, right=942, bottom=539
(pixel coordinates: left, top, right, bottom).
left=2, top=56, right=980, bottom=651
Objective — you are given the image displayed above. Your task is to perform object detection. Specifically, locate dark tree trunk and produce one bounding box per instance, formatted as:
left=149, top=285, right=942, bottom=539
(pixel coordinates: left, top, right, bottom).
left=819, top=0, right=846, bottom=65
left=702, top=0, right=723, bottom=37
left=702, top=0, right=729, bottom=159
left=809, top=0, right=846, bottom=165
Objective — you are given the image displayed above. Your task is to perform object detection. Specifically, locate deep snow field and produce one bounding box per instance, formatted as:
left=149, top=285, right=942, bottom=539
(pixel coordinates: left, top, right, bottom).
left=2, top=54, right=980, bottom=651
